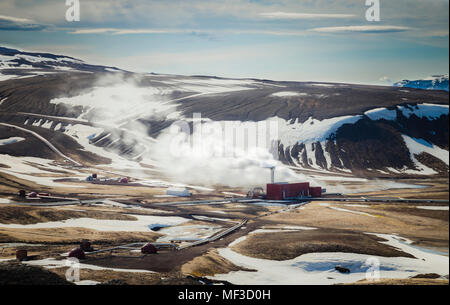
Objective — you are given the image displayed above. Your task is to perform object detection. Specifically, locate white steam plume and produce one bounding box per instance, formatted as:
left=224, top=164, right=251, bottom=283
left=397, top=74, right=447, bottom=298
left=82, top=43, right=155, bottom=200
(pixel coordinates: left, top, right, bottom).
left=148, top=119, right=320, bottom=188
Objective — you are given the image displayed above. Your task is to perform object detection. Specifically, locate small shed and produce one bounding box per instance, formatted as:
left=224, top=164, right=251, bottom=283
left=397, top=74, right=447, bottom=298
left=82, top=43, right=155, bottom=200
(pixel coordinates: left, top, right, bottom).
left=119, top=177, right=129, bottom=184
left=308, top=186, right=323, bottom=198
left=80, top=240, right=94, bottom=252
left=16, top=250, right=28, bottom=261
left=266, top=183, right=310, bottom=200
left=141, top=243, right=158, bottom=254
left=166, top=187, right=191, bottom=197
left=28, top=192, right=38, bottom=198
left=68, top=248, right=86, bottom=260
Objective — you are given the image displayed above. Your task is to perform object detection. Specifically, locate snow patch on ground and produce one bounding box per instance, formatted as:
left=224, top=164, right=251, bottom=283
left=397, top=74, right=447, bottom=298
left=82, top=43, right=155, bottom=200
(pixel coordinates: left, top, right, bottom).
left=400, top=104, right=449, bottom=119
left=416, top=206, right=449, bottom=211
left=271, top=92, right=308, bottom=97
left=156, top=224, right=223, bottom=243
left=0, top=214, right=190, bottom=232
left=0, top=154, right=83, bottom=188
left=365, top=108, right=397, bottom=121
left=365, top=104, right=448, bottom=121
left=402, top=135, right=449, bottom=165
left=250, top=226, right=317, bottom=234
left=192, top=215, right=235, bottom=223
left=211, top=210, right=227, bottom=214
left=210, top=232, right=449, bottom=285
left=160, top=78, right=262, bottom=95
left=310, top=83, right=335, bottom=87
left=277, top=116, right=362, bottom=147
left=344, top=204, right=370, bottom=208
left=0, top=73, right=19, bottom=81
left=24, top=258, right=153, bottom=273
left=326, top=206, right=376, bottom=217
left=0, top=137, right=25, bottom=145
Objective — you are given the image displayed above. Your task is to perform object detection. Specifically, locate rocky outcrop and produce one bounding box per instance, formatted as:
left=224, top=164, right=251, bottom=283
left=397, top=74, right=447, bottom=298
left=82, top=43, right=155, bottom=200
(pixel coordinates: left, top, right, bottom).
left=281, top=114, right=449, bottom=176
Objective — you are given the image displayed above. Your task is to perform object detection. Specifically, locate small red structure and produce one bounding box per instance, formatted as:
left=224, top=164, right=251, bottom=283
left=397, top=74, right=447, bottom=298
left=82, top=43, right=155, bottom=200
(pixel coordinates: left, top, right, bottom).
left=266, top=182, right=322, bottom=200
left=80, top=240, right=94, bottom=252
left=141, top=243, right=158, bottom=254
left=16, top=250, right=28, bottom=261
left=68, top=248, right=86, bottom=260
left=119, top=177, right=129, bottom=184
left=308, top=186, right=323, bottom=198
left=38, top=193, right=50, bottom=197
left=266, top=183, right=310, bottom=200
left=28, top=192, right=38, bottom=198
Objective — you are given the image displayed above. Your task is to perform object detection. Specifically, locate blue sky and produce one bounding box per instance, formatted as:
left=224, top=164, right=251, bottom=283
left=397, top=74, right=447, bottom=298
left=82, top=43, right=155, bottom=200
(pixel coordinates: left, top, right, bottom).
left=0, top=0, right=448, bottom=84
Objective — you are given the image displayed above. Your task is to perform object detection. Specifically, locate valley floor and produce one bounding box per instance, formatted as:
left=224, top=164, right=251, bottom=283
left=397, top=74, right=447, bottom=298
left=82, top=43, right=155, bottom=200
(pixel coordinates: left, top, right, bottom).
left=0, top=48, right=448, bottom=286
left=0, top=172, right=448, bottom=285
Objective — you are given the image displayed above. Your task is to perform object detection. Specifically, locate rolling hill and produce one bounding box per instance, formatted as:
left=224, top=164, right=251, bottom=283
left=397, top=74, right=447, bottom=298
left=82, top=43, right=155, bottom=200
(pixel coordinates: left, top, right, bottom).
left=0, top=47, right=448, bottom=182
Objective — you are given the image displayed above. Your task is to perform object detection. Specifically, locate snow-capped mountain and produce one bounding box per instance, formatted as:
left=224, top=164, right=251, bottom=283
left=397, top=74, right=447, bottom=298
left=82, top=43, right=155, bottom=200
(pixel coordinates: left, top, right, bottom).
left=0, top=47, right=448, bottom=182
left=394, top=74, right=449, bottom=92
left=0, top=46, right=123, bottom=81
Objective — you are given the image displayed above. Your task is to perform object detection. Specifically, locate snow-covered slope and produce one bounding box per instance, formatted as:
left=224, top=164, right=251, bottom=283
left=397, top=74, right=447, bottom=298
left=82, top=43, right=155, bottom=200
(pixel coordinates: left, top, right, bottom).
left=0, top=46, right=123, bottom=80
left=394, top=74, right=449, bottom=92
left=276, top=104, right=448, bottom=175
left=0, top=47, right=448, bottom=182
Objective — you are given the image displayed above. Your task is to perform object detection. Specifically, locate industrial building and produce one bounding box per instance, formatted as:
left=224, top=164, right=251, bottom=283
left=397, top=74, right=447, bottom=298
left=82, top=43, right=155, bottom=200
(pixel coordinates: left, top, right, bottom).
left=266, top=182, right=322, bottom=200
left=166, top=187, right=191, bottom=197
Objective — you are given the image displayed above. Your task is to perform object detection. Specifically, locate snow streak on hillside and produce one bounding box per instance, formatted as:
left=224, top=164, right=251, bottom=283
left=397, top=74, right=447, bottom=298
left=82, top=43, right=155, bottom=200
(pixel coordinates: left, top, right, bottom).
left=1, top=47, right=448, bottom=186
left=394, top=74, right=449, bottom=92
left=46, top=72, right=449, bottom=184
left=0, top=46, right=122, bottom=79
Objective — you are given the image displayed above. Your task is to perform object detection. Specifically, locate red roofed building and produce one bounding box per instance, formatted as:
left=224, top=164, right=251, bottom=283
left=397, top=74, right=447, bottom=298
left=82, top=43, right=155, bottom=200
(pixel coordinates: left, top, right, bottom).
left=308, top=186, right=323, bottom=198
left=68, top=248, right=86, bottom=260
left=266, top=182, right=322, bottom=200
left=141, top=243, right=158, bottom=254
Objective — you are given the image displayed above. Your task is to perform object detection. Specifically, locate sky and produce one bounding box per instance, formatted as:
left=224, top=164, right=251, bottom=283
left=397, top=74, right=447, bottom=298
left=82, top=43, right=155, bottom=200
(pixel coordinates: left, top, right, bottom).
left=0, top=0, right=448, bottom=84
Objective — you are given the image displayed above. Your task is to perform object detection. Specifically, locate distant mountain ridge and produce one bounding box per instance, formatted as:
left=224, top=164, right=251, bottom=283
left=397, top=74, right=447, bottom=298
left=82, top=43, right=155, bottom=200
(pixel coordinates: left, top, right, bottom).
left=0, top=46, right=124, bottom=78
left=0, top=47, right=449, bottom=178
left=394, top=74, right=449, bottom=92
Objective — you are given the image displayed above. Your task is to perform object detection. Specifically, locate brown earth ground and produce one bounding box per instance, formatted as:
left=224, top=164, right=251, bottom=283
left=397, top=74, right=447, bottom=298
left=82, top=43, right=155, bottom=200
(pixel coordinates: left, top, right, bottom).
left=181, top=249, right=256, bottom=277
left=262, top=202, right=448, bottom=251
left=0, top=205, right=138, bottom=224
left=261, top=179, right=448, bottom=253
left=0, top=228, right=160, bottom=248
left=48, top=267, right=204, bottom=285
left=0, top=170, right=192, bottom=201
left=0, top=178, right=448, bottom=285
left=230, top=229, right=415, bottom=261
left=345, top=178, right=449, bottom=199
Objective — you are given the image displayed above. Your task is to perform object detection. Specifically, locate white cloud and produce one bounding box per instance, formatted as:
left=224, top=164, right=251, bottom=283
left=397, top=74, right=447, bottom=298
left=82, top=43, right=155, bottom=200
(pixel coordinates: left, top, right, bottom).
left=421, top=29, right=449, bottom=37
left=69, top=27, right=310, bottom=36
left=309, top=25, right=413, bottom=33
left=259, top=12, right=355, bottom=19
left=0, top=15, right=33, bottom=23
left=70, top=28, right=189, bottom=35
left=69, top=25, right=415, bottom=37
left=69, top=28, right=117, bottom=34
left=0, top=14, right=47, bottom=31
